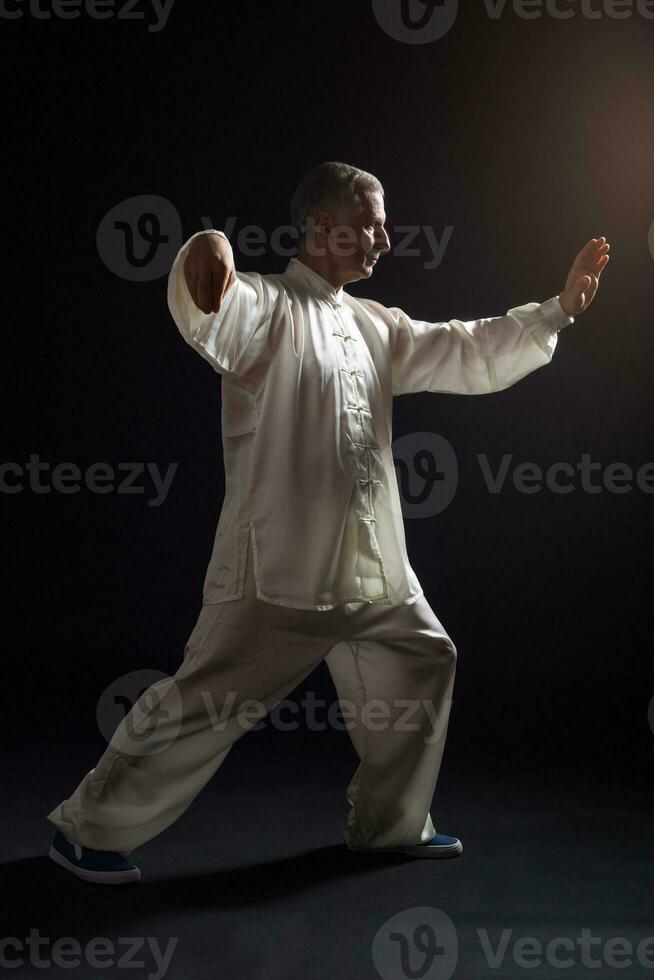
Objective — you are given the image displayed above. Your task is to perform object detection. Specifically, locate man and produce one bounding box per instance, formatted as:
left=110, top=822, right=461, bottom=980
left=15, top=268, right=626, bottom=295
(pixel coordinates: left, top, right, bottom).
left=46, top=161, right=610, bottom=884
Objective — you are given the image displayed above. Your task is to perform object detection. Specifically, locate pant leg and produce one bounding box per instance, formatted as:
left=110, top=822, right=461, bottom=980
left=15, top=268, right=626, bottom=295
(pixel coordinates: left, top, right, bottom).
left=325, top=595, right=457, bottom=849
left=45, top=534, right=337, bottom=855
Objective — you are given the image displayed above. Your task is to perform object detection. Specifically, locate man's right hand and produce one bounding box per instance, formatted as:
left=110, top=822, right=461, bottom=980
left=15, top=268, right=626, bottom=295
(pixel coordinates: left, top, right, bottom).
left=183, top=232, right=236, bottom=314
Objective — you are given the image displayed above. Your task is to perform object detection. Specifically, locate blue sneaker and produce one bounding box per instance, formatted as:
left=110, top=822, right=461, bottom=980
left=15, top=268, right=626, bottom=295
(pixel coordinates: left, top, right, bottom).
left=49, top=830, right=141, bottom=884
left=349, top=832, right=463, bottom=859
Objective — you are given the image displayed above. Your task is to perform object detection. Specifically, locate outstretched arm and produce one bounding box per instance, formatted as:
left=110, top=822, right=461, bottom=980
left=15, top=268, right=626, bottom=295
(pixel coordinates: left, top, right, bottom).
left=362, top=237, right=611, bottom=396
left=167, top=229, right=278, bottom=381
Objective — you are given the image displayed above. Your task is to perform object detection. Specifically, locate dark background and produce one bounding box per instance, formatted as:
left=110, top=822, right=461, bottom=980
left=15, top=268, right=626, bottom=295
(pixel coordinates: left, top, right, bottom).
left=3, top=0, right=653, bottom=876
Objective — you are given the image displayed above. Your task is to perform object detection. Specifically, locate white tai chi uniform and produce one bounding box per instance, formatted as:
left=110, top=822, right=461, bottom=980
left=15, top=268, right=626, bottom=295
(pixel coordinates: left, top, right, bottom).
left=46, top=230, right=573, bottom=854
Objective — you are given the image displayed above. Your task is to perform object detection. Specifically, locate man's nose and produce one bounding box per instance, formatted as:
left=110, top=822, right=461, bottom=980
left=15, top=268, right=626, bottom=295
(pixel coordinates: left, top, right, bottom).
left=376, top=229, right=391, bottom=253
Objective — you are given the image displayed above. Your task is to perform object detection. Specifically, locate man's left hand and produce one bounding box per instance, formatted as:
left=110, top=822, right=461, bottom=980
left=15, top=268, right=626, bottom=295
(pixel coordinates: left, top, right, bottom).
left=559, top=237, right=610, bottom=318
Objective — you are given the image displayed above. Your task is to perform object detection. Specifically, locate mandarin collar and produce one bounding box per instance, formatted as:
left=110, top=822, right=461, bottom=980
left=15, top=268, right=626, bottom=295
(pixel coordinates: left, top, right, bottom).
left=283, top=257, right=345, bottom=307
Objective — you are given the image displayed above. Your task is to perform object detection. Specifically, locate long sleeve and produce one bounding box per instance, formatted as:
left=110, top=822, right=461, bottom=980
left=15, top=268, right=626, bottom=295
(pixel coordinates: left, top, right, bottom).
left=167, top=229, right=280, bottom=382
left=360, top=294, right=574, bottom=396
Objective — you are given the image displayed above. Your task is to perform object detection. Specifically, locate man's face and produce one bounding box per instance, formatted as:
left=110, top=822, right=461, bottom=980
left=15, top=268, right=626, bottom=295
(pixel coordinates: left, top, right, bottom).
left=312, top=187, right=391, bottom=284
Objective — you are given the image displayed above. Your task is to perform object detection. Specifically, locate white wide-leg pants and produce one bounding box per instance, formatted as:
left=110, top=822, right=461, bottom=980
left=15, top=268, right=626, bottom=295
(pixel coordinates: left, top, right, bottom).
left=46, top=535, right=457, bottom=856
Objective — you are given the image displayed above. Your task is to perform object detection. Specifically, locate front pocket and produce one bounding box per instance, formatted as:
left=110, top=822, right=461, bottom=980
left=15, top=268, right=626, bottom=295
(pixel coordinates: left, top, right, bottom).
left=221, top=378, right=257, bottom=436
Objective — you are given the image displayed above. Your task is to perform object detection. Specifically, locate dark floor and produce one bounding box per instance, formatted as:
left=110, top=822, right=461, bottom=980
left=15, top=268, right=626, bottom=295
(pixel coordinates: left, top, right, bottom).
left=3, top=736, right=653, bottom=980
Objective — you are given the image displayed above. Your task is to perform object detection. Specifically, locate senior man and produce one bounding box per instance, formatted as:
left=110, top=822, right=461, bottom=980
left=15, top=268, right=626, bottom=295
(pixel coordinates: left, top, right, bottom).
left=46, top=161, right=609, bottom=884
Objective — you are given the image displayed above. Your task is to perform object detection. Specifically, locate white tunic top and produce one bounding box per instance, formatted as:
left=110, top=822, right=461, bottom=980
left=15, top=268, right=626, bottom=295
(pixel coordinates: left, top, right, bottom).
left=167, top=230, right=573, bottom=610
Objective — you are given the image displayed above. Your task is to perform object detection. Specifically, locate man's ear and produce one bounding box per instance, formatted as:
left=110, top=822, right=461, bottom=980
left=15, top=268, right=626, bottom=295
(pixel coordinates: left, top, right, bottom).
left=313, top=210, right=333, bottom=237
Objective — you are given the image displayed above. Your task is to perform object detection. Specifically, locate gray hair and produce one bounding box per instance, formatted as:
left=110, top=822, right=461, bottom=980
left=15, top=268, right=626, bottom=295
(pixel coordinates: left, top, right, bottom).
left=290, top=161, right=384, bottom=244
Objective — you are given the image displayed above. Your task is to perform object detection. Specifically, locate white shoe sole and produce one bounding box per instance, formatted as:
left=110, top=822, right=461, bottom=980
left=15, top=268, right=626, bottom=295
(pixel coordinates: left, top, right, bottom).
left=49, top=845, right=142, bottom=884
left=348, top=839, right=463, bottom=859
